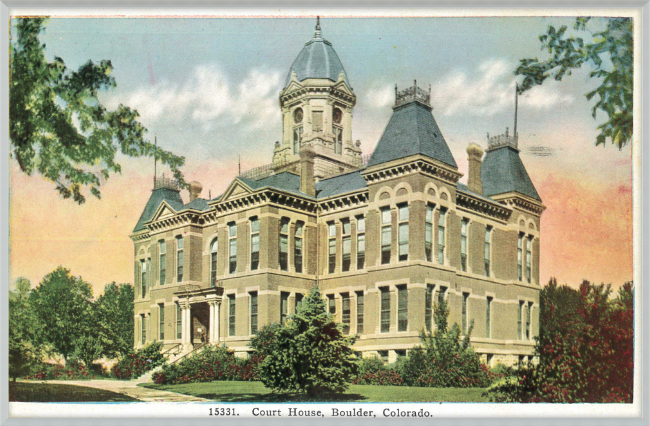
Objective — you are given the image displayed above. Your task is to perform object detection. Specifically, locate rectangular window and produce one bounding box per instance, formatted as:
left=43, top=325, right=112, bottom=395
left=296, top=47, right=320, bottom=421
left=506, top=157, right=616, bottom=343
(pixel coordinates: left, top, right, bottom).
left=159, top=304, right=165, bottom=340
left=176, top=236, right=184, bottom=282
left=159, top=240, right=166, bottom=285
left=437, top=286, right=447, bottom=308
left=334, top=127, right=342, bottom=154
left=295, top=293, right=304, bottom=312
left=425, top=205, right=433, bottom=262
left=356, top=216, right=365, bottom=270
left=425, top=285, right=434, bottom=332
left=398, top=204, right=409, bottom=262
left=294, top=222, right=303, bottom=273
left=484, top=226, right=492, bottom=277
left=279, top=218, right=289, bottom=271
left=328, top=294, right=336, bottom=315
left=141, top=314, right=146, bottom=344
left=397, top=285, right=408, bottom=332
left=518, top=300, right=524, bottom=340
left=356, top=291, right=364, bottom=334
left=293, top=127, right=303, bottom=154
left=460, top=219, right=468, bottom=272
left=342, top=219, right=351, bottom=272
left=380, top=287, right=391, bottom=333
left=526, top=302, right=532, bottom=340
left=462, top=292, right=469, bottom=335
left=281, top=292, right=289, bottom=325
left=381, top=208, right=391, bottom=264
left=438, top=209, right=446, bottom=264
left=328, top=222, right=336, bottom=274
left=342, top=293, right=351, bottom=334
left=210, top=238, right=218, bottom=287
left=250, top=218, right=260, bottom=271
left=517, top=234, right=523, bottom=281
left=486, top=297, right=492, bottom=338
left=378, top=350, right=389, bottom=363
left=250, top=292, right=258, bottom=335
left=228, top=294, right=236, bottom=336
left=140, top=260, right=146, bottom=298
left=229, top=223, right=237, bottom=274
left=526, top=236, right=532, bottom=283
left=176, top=304, right=182, bottom=340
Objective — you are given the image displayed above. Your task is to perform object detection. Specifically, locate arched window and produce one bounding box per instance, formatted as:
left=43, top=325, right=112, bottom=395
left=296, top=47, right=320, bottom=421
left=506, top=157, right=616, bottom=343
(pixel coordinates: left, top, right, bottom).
left=210, top=238, right=218, bottom=287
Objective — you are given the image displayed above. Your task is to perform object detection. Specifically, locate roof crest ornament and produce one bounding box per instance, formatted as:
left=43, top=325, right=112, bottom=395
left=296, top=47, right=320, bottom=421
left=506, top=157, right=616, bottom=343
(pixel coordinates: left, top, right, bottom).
left=487, top=126, right=519, bottom=151
left=314, top=16, right=322, bottom=39
left=394, top=80, right=432, bottom=108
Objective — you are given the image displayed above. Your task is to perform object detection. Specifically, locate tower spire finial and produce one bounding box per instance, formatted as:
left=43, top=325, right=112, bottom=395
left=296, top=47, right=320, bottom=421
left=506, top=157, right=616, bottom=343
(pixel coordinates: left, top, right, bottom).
left=314, top=16, right=322, bottom=38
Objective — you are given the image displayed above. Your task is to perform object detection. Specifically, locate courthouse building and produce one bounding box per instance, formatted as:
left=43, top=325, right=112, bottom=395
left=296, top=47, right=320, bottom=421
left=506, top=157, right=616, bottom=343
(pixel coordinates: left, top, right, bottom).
left=131, top=20, right=545, bottom=366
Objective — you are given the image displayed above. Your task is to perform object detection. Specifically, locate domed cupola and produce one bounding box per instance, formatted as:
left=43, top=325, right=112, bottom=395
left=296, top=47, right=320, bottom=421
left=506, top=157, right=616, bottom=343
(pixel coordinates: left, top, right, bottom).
left=275, top=17, right=361, bottom=179
left=283, top=17, right=352, bottom=89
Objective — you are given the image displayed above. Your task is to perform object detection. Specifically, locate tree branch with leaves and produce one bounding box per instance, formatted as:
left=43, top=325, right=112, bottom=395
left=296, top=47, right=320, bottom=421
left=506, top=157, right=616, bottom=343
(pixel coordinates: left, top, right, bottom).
left=10, top=17, right=186, bottom=203
left=516, top=17, right=633, bottom=149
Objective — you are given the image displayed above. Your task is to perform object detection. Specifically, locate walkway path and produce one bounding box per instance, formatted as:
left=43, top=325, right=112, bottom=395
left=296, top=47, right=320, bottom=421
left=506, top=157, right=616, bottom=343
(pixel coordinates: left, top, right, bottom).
left=34, top=379, right=210, bottom=402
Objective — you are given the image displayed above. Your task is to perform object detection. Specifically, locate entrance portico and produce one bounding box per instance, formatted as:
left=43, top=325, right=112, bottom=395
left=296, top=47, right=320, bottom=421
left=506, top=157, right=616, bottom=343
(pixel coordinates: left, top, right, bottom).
left=175, top=285, right=224, bottom=352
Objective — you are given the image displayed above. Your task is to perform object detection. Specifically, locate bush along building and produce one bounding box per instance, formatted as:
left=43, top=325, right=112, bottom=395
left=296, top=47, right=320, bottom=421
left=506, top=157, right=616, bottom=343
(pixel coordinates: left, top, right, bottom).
left=130, top=19, right=545, bottom=366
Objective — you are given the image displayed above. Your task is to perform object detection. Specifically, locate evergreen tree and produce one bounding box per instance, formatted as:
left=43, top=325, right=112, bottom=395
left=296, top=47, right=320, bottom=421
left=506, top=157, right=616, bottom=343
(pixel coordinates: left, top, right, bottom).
left=259, top=286, right=358, bottom=397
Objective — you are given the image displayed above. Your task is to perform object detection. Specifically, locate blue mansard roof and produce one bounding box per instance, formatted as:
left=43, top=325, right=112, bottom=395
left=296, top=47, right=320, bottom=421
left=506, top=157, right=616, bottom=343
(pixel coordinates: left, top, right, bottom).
left=366, top=101, right=458, bottom=169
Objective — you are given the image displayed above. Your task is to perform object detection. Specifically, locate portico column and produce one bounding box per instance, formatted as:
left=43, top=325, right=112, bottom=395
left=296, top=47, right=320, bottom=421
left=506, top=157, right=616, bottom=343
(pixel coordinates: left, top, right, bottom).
left=208, top=301, right=216, bottom=344
left=215, top=300, right=221, bottom=344
left=185, top=304, right=192, bottom=348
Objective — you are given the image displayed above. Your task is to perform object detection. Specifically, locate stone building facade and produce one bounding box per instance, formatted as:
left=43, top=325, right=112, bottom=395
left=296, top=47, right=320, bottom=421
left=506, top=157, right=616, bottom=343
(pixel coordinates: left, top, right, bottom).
left=131, top=20, right=545, bottom=366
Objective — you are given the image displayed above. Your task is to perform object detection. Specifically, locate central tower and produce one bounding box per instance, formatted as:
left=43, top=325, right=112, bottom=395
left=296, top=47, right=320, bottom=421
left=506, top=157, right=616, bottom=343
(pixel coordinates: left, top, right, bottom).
left=274, top=18, right=362, bottom=180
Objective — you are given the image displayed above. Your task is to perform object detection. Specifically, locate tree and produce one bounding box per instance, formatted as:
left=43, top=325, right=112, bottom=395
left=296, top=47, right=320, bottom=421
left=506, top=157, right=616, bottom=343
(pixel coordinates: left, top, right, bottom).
left=29, top=267, right=94, bottom=362
left=9, top=278, right=43, bottom=381
left=9, top=17, right=186, bottom=204
left=516, top=17, right=633, bottom=149
left=259, top=286, right=358, bottom=397
left=95, top=282, right=134, bottom=360
left=488, top=279, right=634, bottom=403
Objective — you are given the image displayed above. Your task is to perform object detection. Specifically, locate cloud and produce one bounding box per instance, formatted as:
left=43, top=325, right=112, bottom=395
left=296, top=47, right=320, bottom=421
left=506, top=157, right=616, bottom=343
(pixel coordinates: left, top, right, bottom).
left=434, top=59, right=574, bottom=117
left=364, top=85, right=394, bottom=109
left=106, top=65, right=283, bottom=131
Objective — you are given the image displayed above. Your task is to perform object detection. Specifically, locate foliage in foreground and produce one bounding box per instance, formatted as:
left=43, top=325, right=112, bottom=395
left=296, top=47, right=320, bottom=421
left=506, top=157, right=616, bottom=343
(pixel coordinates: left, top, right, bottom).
left=112, top=341, right=166, bottom=380
left=397, top=300, right=492, bottom=388
left=22, top=358, right=107, bottom=380
left=487, top=279, right=634, bottom=403
left=516, top=17, right=633, bottom=149
left=258, top=286, right=359, bottom=397
left=10, top=17, right=186, bottom=203
left=153, top=345, right=261, bottom=384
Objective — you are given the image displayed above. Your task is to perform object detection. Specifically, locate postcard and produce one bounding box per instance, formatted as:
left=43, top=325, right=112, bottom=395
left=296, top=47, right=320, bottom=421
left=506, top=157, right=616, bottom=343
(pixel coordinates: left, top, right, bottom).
left=5, top=8, right=642, bottom=421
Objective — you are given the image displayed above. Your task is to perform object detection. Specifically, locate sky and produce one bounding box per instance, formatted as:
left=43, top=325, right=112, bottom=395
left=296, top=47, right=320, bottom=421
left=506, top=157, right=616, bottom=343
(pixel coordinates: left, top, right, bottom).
left=8, top=15, right=634, bottom=296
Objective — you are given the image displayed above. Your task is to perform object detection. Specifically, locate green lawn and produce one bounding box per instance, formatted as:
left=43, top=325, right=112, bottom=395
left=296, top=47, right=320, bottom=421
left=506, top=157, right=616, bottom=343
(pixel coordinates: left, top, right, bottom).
left=142, top=381, right=488, bottom=402
left=9, top=381, right=139, bottom=402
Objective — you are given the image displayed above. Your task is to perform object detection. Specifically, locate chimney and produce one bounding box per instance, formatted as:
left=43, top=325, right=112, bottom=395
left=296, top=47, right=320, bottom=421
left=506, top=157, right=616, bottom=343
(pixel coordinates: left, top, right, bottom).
left=466, top=144, right=484, bottom=195
left=299, top=145, right=316, bottom=197
left=189, top=181, right=203, bottom=202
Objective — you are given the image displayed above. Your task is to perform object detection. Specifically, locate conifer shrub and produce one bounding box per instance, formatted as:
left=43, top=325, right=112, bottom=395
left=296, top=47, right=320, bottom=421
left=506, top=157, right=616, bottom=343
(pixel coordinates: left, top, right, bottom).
left=398, top=300, right=491, bottom=388
left=112, top=341, right=166, bottom=379
left=258, top=286, right=359, bottom=397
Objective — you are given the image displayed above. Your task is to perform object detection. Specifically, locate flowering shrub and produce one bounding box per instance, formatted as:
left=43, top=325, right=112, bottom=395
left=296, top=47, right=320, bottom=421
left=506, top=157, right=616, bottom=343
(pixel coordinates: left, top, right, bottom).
left=153, top=345, right=262, bottom=385
left=112, top=341, right=166, bottom=380
left=487, top=280, right=634, bottom=403
left=23, top=358, right=103, bottom=380
left=353, top=370, right=404, bottom=386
